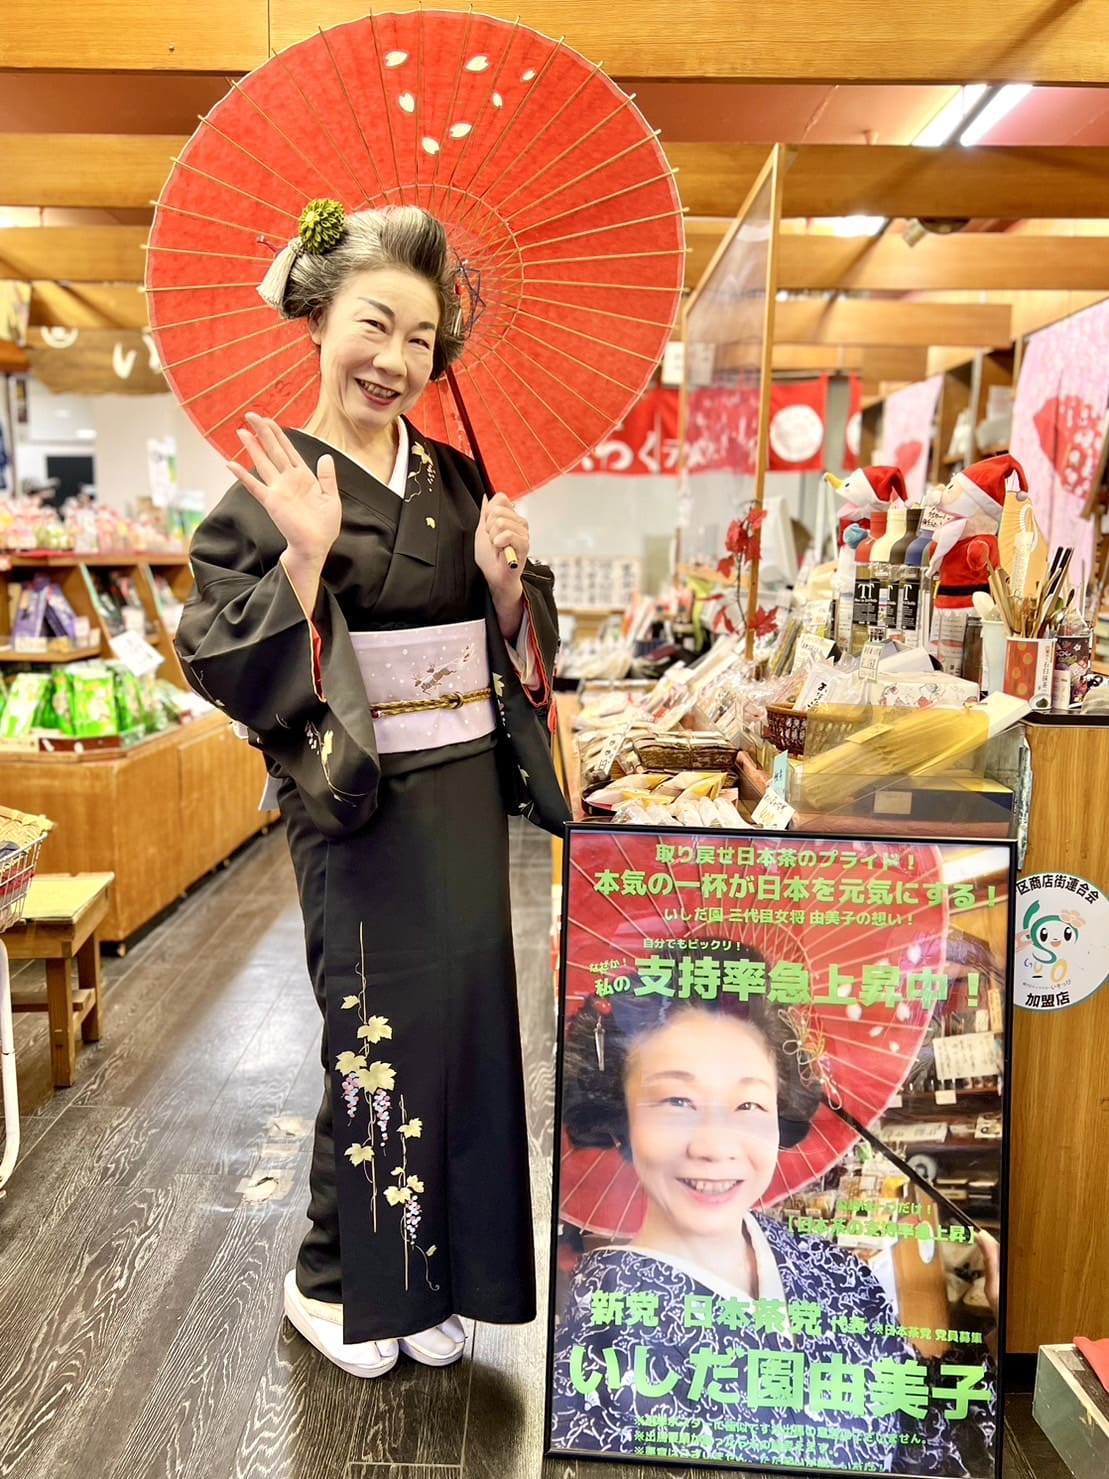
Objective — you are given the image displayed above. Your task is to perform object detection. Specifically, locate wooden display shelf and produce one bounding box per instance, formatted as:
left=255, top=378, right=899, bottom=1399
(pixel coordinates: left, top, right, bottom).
left=0, top=550, right=188, bottom=567
left=0, top=710, right=277, bottom=941
left=1, top=551, right=190, bottom=687
left=0, top=644, right=102, bottom=663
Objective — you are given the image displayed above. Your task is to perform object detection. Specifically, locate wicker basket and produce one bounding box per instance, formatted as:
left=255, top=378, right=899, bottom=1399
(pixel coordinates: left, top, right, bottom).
left=764, top=703, right=864, bottom=759
left=0, top=806, right=52, bottom=933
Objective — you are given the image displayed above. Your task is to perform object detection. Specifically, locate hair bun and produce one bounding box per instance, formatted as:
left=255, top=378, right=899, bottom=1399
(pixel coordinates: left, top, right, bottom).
left=298, top=198, right=346, bottom=255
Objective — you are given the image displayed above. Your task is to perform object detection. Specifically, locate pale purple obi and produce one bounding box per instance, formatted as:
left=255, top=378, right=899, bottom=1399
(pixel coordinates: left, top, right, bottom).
left=350, top=619, right=496, bottom=754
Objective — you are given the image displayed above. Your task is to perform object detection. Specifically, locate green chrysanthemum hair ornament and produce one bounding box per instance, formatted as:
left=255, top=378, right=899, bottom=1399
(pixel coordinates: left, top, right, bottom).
left=257, top=197, right=348, bottom=314
left=298, top=197, right=346, bottom=254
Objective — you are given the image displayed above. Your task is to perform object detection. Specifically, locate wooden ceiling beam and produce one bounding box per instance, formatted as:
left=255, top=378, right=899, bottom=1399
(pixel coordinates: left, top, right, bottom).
left=29, top=283, right=148, bottom=332
left=4, top=0, right=1107, bottom=81
left=777, top=231, right=1109, bottom=293
left=0, top=136, right=182, bottom=210
left=0, top=0, right=266, bottom=71
left=772, top=345, right=930, bottom=381
left=0, top=227, right=149, bottom=283
left=670, top=144, right=1109, bottom=220
left=7, top=136, right=1108, bottom=228
left=774, top=299, right=1012, bottom=348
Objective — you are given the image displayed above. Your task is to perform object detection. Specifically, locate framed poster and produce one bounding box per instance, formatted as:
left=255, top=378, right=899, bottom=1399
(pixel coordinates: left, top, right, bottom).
left=546, top=825, right=1014, bottom=1478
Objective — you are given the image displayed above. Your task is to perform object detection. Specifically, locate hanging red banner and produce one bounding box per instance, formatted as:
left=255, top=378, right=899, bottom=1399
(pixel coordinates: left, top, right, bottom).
left=768, top=376, right=828, bottom=471
left=573, top=386, right=681, bottom=477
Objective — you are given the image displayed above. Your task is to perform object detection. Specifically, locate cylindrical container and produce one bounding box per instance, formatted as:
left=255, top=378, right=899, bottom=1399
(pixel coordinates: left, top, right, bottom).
left=1003, top=636, right=1057, bottom=709
left=980, top=620, right=1008, bottom=695
left=961, top=616, right=983, bottom=687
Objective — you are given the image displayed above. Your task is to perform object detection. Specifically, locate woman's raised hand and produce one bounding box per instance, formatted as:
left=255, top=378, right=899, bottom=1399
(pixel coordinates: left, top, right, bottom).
left=228, top=413, right=341, bottom=568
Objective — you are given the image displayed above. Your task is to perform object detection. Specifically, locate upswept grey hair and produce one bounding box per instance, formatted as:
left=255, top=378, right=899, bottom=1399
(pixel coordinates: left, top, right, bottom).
left=262, top=206, right=464, bottom=379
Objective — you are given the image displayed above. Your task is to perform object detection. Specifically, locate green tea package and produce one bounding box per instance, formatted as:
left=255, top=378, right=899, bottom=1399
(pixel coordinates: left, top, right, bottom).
left=107, top=661, right=145, bottom=735
left=68, top=663, right=119, bottom=738
left=138, top=672, right=170, bottom=732
left=49, top=668, right=75, bottom=736
left=0, top=673, right=51, bottom=738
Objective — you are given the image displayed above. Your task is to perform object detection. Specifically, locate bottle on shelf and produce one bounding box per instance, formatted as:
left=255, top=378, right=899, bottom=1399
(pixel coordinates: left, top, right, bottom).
left=889, top=505, right=926, bottom=640
left=849, top=509, right=887, bottom=655
left=869, top=502, right=908, bottom=638
left=831, top=524, right=867, bottom=652
left=901, top=511, right=937, bottom=649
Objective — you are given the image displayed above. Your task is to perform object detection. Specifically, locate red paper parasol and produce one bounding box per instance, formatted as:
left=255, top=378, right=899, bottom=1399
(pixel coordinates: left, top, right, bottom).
left=560, top=831, right=951, bottom=1239
left=144, top=10, right=685, bottom=497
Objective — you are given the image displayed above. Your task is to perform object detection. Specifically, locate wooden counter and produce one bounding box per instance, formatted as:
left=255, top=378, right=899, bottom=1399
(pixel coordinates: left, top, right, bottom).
left=1008, top=718, right=1109, bottom=1353
left=551, top=699, right=1109, bottom=1353
left=0, top=713, right=277, bottom=941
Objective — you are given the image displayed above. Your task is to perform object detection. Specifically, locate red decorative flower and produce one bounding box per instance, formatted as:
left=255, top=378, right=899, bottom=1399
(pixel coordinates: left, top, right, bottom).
left=752, top=605, right=779, bottom=639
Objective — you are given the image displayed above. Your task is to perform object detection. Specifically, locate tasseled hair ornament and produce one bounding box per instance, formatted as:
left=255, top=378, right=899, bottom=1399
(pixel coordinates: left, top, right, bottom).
left=257, top=197, right=347, bottom=314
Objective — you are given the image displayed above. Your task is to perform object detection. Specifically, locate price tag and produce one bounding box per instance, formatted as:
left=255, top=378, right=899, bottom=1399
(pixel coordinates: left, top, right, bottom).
left=109, top=630, right=164, bottom=678
left=859, top=640, right=884, bottom=682
left=791, top=633, right=835, bottom=674
left=752, top=789, right=795, bottom=831
left=934, top=1089, right=958, bottom=1107
left=919, top=504, right=958, bottom=536
left=770, top=749, right=791, bottom=798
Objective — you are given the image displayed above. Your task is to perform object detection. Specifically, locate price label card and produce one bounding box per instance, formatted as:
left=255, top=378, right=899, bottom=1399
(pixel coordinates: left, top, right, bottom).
left=919, top=504, right=958, bottom=535
left=932, top=1032, right=999, bottom=1082
left=859, top=641, right=885, bottom=682
left=770, top=749, right=791, bottom=798
left=752, top=789, right=796, bottom=831
left=791, top=633, right=835, bottom=674
left=109, top=630, right=164, bottom=678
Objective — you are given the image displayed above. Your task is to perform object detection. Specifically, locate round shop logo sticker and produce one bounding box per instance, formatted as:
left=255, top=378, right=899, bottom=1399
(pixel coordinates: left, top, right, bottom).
left=1014, top=872, right=1109, bottom=1011
left=769, top=404, right=825, bottom=465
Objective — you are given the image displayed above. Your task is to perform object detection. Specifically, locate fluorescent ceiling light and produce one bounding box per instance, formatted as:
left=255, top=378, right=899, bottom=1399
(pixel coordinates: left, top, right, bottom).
left=75, top=429, right=96, bottom=440
left=913, top=85, right=988, bottom=147
left=828, top=214, right=886, bottom=237
left=959, top=84, right=1033, bottom=146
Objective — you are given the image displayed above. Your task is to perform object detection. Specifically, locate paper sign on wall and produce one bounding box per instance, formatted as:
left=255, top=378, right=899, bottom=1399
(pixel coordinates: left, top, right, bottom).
left=109, top=631, right=163, bottom=678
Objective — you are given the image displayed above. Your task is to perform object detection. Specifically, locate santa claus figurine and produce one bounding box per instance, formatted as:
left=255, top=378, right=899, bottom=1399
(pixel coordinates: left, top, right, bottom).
left=927, top=453, right=1027, bottom=674
left=824, top=465, right=908, bottom=546
left=928, top=453, right=1026, bottom=606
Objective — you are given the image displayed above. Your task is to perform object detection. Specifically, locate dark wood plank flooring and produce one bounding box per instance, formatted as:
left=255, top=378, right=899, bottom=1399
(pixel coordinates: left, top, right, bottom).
left=0, top=822, right=1070, bottom=1478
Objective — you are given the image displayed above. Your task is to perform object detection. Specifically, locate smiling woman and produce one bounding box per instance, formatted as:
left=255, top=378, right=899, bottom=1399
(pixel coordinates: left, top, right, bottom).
left=550, top=944, right=996, bottom=1473
left=175, top=198, right=570, bottom=1383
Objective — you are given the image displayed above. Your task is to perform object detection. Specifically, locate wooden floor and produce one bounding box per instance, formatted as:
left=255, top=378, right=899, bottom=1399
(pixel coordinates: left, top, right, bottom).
left=0, top=822, right=1070, bottom=1479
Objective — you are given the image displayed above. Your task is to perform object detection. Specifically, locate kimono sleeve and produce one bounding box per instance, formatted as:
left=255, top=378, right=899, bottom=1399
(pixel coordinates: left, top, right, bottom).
left=176, top=503, right=324, bottom=734
left=176, top=488, right=382, bottom=839
left=519, top=559, right=558, bottom=708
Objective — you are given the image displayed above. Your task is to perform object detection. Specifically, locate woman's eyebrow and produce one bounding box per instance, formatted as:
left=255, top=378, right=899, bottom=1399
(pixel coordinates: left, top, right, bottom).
left=641, top=1070, right=775, bottom=1091
left=358, top=297, right=437, bottom=333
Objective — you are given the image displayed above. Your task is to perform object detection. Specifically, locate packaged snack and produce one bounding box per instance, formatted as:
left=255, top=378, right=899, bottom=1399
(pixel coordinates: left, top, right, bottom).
left=0, top=673, right=51, bottom=737
left=50, top=668, right=75, bottom=735
left=67, top=664, right=119, bottom=737
left=106, top=661, right=145, bottom=734
left=43, top=582, right=79, bottom=640
left=139, top=672, right=170, bottom=732
left=11, top=577, right=49, bottom=644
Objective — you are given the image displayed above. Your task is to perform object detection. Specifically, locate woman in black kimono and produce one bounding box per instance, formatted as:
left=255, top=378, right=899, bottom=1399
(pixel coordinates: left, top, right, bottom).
left=176, top=203, right=569, bottom=1379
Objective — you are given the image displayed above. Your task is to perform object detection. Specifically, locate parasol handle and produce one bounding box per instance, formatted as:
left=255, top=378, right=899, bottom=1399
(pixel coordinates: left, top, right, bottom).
left=822, top=1094, right=986, bottom=1237
left=446, top=366, right=519, bottom=569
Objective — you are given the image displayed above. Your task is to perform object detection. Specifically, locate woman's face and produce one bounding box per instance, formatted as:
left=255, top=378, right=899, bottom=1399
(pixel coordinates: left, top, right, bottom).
left=309, top=266, right=440, bottom=436
left=625, top=1012, right=781, bottom=1241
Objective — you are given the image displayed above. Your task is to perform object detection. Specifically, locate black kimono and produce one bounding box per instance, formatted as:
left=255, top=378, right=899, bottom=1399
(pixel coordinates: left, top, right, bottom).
left=176, top=424, right=569, bottom=1343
